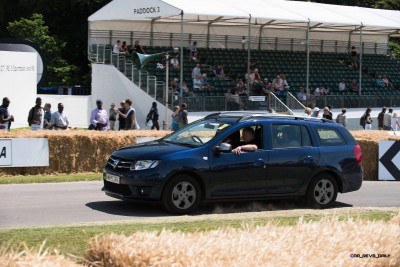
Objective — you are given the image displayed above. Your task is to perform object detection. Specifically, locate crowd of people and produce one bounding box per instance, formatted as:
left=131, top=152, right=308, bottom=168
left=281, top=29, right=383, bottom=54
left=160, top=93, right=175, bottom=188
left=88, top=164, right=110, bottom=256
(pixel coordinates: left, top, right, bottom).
left=0, top=97, right=189, bottom=132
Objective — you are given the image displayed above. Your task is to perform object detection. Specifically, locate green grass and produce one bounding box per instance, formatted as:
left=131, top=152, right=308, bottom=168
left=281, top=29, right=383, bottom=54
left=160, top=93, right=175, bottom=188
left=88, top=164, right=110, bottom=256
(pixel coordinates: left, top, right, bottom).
left=0, top=210, right=396, bottom=258
left=0, top=173, right=102, bottom=184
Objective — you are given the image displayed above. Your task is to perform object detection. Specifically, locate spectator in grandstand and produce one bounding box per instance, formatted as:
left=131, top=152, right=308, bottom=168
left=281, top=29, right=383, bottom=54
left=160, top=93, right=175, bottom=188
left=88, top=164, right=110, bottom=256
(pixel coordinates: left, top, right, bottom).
left=304, top=107, right=312, bottom=117
left=307, top=93, right=317, bottom=109
left=213, top=64, right=225, bottom=78
left=272, top=75, right=285, bottom=95
left=189, top=41, right=198, bottom=60
left=232, top=90, right=244, bottom=110
left=0, top=97, right=14, bottom=131
left=350, top=46, right=358, bottom=69
left=117, top=101, right=126, bottom=131
left=336, top=108, right=348, bottom=127
left=169, top=78, right=181, bottom=95
left=391, top=113, right=399, bottom=131
left=177, top=103, right=189, bottom=129
left=225, top=89, right=236, bottom=110
left=192, top=63, right=201, bottom=79
left=250, top=69, right=262, bottom=95
left=363, top=108, right=372, bottom=130
left=132, top=40, right=145, bottom=54
left=376, top=75, right=385, bottom=88
left=201, top=73, right=209, bottom=86
left=28, top=97, right=43, bottom=130
left=236, top=79, right=248, bottom=96
left=383, top=108, right=393, bottom=130
left=249, top=59, right=258, bottom=71
left=311, top=107, right=321, bottom=118
left=314, top=86, right=323, bottom=96
left=350, top=79, right=359, bottom=93
left=377, top=107, right=386, bottom=130
left=297, top=87, right=308, bottom=106
left=262, top=78, right=272, bottom=95
left=89, top=99, right=109, bottom=131
left=109, top=103, right=117, bottom=131
left=322, top=107, right=333, bottom=120
left=382, top=74, right=392, bottom=87
left=180, top=81, right=189, bottom=97
left=338, top=79, right=347, bottom=93
left=43, top=103, right=52, bottom=129
left=120, top=41, right=129, bottom=54
left=170, top=55, right=179, bottom=69
left=281, top=75, right=290, bottom=89
left=146, top=102, right=160, bottom=131
left=171, top=106, right=180, bottom=131
left=112, top=40, right=121, bottom=54
left=193, top=74, right=203, bottom=94
left=50, top=103, right=69, bottom=130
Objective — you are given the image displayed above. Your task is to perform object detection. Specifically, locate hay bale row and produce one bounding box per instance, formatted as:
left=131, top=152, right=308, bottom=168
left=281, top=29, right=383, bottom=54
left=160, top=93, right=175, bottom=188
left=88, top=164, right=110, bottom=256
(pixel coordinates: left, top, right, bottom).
left=0, top=129, right=399, bottom=180
left=86, top=215, right=400, bottom=267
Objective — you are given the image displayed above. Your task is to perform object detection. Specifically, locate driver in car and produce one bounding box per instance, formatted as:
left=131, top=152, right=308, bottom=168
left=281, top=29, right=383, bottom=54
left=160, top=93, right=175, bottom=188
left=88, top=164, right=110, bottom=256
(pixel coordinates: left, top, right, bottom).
left=231, top=127, right=258, bottom=154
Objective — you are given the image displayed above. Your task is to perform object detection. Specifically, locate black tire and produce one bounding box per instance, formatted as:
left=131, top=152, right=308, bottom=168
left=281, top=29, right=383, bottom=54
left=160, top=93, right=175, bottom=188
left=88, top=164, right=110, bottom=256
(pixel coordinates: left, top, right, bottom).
left=306, top=173, right=338, bottom=209
left=162, top=174, right=201, bottom=214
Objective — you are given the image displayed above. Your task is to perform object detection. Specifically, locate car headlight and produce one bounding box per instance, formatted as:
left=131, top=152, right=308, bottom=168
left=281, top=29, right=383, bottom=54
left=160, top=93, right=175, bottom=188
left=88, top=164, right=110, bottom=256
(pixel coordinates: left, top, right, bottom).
left=130, top=160, right=160, bottom=171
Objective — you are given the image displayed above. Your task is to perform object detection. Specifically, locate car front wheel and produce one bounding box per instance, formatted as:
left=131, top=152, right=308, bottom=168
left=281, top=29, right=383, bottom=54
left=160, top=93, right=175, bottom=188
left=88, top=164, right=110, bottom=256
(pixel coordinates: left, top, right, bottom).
left=162, top=175, right=201, bottom=214
left=307, top=174, right=338, bottom=208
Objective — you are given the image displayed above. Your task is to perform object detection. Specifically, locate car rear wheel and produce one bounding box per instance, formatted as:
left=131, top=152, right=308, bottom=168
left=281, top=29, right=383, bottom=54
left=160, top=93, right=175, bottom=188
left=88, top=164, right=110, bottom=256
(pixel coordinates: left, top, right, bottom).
left=307, top=174, right=338, bottom=209
left=162, top=175, right=201, bottom=214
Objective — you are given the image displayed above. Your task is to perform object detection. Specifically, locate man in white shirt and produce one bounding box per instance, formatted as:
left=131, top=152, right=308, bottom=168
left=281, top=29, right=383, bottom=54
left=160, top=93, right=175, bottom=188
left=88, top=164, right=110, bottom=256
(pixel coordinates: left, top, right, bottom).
left=338, top=80, right=346, bottom=92
left=90, top=99, right=109, bottom=131
left=383, top=108, right=393, bottom=130
left=192, top=63, right=201, bottom=79
left=112, top=40, right=121, bottom=54
left=51, top=103, right=69, bottom=130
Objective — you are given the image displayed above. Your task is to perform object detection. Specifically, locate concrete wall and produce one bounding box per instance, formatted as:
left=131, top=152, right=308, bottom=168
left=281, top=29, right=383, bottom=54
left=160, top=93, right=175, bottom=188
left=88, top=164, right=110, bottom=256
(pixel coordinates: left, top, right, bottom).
left=91, top=64, right=172, bottom=129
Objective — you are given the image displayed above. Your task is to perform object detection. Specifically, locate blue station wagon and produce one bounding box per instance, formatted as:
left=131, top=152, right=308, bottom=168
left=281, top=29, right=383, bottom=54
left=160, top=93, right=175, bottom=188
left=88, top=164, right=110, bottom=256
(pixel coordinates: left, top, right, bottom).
left=103, top=111, right=363, bottom=214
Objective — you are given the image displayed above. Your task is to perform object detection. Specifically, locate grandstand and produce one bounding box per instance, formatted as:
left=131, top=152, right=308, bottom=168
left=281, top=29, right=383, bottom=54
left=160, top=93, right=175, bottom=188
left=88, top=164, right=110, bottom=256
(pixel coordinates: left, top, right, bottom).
left=88, top=0, right=400, bottom=113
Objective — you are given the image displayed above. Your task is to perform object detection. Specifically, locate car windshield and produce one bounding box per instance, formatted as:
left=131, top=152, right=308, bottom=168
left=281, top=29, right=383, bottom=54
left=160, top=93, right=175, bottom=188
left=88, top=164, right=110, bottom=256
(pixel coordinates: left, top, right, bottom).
left=162, top=120, right=232, bottom=147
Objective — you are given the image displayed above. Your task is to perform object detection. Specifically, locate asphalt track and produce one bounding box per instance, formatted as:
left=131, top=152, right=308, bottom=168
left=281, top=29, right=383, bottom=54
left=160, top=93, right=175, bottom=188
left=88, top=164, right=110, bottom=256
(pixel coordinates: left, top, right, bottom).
left=0, top=180, right=399, bottom=228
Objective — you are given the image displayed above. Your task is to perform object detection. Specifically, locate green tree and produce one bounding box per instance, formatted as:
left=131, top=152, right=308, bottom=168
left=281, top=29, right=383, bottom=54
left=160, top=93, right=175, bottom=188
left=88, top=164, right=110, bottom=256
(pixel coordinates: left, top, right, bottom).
left=7, top=13, right=77, bottom=85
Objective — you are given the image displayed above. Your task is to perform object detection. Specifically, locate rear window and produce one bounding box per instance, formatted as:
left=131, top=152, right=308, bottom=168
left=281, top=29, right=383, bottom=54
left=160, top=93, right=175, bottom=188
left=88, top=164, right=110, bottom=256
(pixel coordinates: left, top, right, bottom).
left=314, top=127, right=345, bottom=146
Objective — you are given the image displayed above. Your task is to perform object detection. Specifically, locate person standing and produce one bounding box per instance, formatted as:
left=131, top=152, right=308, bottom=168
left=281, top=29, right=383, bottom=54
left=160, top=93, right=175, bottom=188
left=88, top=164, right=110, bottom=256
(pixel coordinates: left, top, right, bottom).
left=383, top=108, right=393, bottom=130
left=322, top=107, right=333, bottom=120
left=311, top=107, right=321, bottom=118
left=0, top=97, right=14, bottom=131
left=178, top=103, right=188, bottom=129
left=117, top=101, right=126, bottom=131
left=43, top=103, right=52, bottom=129
left=363, top=108, right=372, bottom=130
left=171, top=106, right=180, bottom=131
left=50, top=103, right=69, bottom=130
left=391, top=113, right=399, bottom=132
left=89, top=99, right=109, bottom=131
left=118, top=99, right=137, bottom=130
left=377, top=107, right=386, bottom=130
left=336, top=108, right=348, bottom=127
left=109, top=103, right=117, bottom=130
left=147, top=102, right=160, bottom=130
left=28, top=97, right=43, bottom=131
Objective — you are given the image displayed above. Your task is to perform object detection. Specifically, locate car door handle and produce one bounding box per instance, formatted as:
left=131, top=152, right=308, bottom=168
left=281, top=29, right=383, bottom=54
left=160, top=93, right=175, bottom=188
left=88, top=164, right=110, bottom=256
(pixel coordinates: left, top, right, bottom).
left=254, top=159, right=266, bottom=167
left=303, top=156, right=314, bottom=163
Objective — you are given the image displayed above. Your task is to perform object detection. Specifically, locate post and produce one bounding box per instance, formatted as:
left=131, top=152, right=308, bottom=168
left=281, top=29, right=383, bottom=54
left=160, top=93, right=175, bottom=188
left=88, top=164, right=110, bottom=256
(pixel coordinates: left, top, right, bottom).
left=359, top=24, right=363, bottom=96
left=306, top=20, right=310, bottom=95
left=164, top=53, right=170, bottom=130
left=180, top=12, right=184, bottom=105
left=247, top=15, right=251, bottom=96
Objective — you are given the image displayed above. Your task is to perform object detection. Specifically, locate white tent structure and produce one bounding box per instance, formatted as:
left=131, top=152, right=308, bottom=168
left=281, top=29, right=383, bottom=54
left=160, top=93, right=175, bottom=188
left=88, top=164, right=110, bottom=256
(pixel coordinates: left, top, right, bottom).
left=88, top=0, right=400, bottom=93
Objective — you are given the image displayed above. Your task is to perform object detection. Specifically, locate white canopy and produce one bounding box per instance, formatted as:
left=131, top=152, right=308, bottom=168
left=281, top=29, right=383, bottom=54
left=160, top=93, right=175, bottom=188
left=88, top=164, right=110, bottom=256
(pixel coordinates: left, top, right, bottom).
left=89, top=0, right=400, bottom=45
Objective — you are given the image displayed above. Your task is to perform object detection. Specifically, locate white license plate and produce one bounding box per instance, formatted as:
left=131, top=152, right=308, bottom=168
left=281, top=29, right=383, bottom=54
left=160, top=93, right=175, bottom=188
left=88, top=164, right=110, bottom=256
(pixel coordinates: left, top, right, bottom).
left=105, top=173, right=120, bottom=184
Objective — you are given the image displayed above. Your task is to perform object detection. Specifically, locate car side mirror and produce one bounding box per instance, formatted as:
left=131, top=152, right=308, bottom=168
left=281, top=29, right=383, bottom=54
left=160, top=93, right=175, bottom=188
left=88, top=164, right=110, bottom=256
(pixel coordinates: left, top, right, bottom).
left=214, top=143, right=232, bottom=154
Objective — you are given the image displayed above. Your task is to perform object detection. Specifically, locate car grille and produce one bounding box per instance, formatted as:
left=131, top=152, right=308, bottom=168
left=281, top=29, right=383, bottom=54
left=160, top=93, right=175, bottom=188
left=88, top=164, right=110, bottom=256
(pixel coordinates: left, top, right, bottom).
left=104, top=180, right=132, bottom=196
left=106, top=156, right=133, bottom=173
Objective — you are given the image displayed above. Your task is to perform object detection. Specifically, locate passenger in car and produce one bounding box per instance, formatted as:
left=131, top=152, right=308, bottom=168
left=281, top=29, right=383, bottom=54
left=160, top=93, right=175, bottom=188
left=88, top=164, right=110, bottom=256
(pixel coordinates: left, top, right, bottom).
left=231, top=127, right=258, bottom=154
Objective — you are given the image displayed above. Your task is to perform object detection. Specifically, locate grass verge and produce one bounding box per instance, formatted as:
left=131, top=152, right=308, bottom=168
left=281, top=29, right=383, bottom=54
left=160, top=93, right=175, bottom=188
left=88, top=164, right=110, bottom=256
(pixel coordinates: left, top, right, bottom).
left=0, top=210, right=397, bottom=258
left=0, top=173, right=102, bottom=184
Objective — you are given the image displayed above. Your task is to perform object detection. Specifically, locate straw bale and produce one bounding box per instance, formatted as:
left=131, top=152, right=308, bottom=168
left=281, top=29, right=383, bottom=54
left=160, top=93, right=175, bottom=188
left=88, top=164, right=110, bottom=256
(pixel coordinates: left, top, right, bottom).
left=86, top=215, right=400, bottom=267
left=1, top=129, right=399, bottom=180
left=0, top=242, right=80, bottom=267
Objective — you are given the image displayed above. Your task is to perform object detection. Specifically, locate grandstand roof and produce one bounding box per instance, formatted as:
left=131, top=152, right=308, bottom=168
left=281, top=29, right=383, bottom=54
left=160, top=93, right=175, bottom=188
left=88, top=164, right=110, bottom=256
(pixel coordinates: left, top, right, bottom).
left=89, top=0, right=400, bottom=35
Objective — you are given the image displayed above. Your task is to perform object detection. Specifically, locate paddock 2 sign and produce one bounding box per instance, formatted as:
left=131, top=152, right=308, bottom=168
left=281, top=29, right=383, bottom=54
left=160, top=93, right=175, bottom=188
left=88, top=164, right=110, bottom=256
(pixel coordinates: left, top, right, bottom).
left=0, top=138, right=49, bottom=167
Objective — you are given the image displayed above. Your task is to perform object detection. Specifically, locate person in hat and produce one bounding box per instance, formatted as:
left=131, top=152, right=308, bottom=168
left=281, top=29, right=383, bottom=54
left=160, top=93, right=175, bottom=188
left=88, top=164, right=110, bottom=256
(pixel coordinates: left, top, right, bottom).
left=109, top=103, right=117, bottom=130
left=311, top=107, right=321, bottom=118
left=89, top=99, right=109, bottom=130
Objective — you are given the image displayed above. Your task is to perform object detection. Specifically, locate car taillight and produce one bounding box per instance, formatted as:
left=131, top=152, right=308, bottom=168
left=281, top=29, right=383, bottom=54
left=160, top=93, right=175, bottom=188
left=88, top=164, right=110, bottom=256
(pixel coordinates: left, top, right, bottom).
left=354, top=144, right=362, bottom=165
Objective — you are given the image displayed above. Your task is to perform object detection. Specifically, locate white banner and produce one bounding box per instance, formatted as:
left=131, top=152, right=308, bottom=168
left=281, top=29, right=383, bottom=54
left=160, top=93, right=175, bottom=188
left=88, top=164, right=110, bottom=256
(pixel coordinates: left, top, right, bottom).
left=249, top=96, right=266, bottom=102
left=0, top=138, right=49, bottom=167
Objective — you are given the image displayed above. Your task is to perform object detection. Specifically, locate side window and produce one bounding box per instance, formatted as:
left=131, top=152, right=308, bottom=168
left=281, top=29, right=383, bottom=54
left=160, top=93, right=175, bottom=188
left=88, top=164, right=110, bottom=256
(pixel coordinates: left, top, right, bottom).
left=272, top=124, right=302, bottom=149
left=223, top=125, right=263, bottom=150
left=314, top=127, right=345, bottom=146
left=301, top=126, right=312, bottom=147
